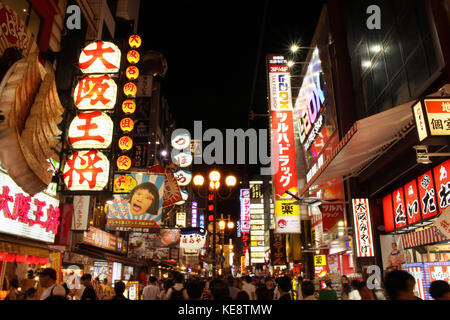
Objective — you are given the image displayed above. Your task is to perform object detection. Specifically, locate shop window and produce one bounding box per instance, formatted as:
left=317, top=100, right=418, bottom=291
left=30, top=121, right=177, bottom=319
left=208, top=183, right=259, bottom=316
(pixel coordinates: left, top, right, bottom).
left=2, top=0, right=41, bottom=41
left=384, top=31, right=404, bottom=82
left=372, top=55, right=388, bottom=99
left=405, top=46, right=429, bottom=97
left=398, top=10, right=421, bottom=62
left=390, top=70, right=410, bottom=106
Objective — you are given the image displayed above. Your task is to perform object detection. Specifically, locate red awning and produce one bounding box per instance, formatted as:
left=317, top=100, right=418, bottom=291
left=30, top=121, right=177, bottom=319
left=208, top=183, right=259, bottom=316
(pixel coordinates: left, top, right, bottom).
left=401, top=226, right=448, bottom=249
left=300, top=85, right=450, bottom=196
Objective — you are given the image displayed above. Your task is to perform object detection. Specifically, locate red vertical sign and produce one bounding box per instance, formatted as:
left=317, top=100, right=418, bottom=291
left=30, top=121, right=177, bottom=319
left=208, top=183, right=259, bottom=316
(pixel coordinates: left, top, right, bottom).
left=404, top=179, right=422, bottom=225
left=54, top=204, right=73, bottom=246
left=382, top=194, right=395, bottom=232
left=418, top=170, right=438, bottom=219
left=433, top=159, right=450, bottom=213
left=392, top=187, right=407, bottom=228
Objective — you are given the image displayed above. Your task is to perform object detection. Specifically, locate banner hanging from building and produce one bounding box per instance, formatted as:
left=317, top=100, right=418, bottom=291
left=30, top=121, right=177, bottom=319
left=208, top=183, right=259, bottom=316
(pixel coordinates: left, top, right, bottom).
left=72, top=196, right=90, bottom=230
left=274, top=200, right=300, bottom=234
left=180, top=228, right=207, bottom=250
left=128, top=229, right=180, bottom=260
left=269, top=230, right=287, bottom=266
left=352, top=198, right=375, bottom=257
left=106, top=173, right=165, bottom=231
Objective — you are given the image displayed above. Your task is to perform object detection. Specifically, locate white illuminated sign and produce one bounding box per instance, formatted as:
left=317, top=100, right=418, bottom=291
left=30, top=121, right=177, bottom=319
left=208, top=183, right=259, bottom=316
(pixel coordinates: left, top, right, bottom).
left=79, top=41, right=121, bottom=74
left=171, top=133, right=191, bottom=150
left=68, top=111, right=114, bottom=149
left=0, top=171, right=60, bottom=243
left=73, top=75, right=118, bottom=110
left=174, top=170, right=192, bottom=186
left=173, top=152, right=193, bottom=168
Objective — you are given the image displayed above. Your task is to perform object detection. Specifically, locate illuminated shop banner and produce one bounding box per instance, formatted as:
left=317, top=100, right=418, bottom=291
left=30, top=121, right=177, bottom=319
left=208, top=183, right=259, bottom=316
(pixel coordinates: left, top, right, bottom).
left=68, top=111, right=114, bottom=149
left=0, top=171, right=60, bottom=243
left=352, top=199, right=374, bottom=257
left=176, top=212, right=186, bottom=227
left=82, top=226, right=117, bottom=251
left=267, top=54, right=292, bottom=111
left=106, top=173, right=165, bottom=231
left=250, top=200, right=265, bottom=264
left=128, top=229, right=180, bottom=260
left=180, top=228, right=207, bottom=250
left=174, top=170, right=192, bottom=186
left=74, top=75, right=118, bottom=110
left=382, top=159, right=449, bottom=232
left=271, top=110, right=298, bottom=199
left=240, top=189, right=251, bottom=233
left=191, top=201, right=198, bottom=227
left=78, top=41, right=121, bottom=74
left=172, top=132, right=191, bottom=150
left=274, top=200, right=300, bottom=234
left=412, top=98, right=450, bottom=141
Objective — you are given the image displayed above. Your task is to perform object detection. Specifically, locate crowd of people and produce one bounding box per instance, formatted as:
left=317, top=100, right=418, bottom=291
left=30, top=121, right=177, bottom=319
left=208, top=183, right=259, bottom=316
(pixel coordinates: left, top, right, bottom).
left=3, top=267, right=450, bottom=301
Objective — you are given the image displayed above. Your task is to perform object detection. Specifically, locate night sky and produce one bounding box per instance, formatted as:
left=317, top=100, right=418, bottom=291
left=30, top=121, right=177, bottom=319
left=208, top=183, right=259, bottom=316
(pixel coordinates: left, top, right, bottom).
left=138, top=0, right=324, bottom=220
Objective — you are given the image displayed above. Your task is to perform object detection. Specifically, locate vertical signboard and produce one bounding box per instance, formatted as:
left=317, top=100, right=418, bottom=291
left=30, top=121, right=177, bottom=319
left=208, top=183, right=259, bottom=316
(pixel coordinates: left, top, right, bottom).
left=267, top=54, right=300, bottom=234
left=418, top=170, right=438, bottom=219
left=404, top=179, right=422, bottom=225
left=240, top=189, right=251, bottom=233
left=191, top=201, right=198, bottom=227
left=72, top=196, right=90, bottom=230
left=269, top=230, right=286, bottom=266
left=392, top=187, right=407, bottom=229
left=352, top=199, right=374, bottom=257
left=433, top=159, right=450, bottom=213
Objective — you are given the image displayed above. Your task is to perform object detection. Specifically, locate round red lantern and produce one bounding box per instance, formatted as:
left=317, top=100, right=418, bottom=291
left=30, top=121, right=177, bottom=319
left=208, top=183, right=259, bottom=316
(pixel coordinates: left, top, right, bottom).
left=32, top=256, right=40, bottom=265
left=15, top=254, right=26, bottom=263
left=128, top=35, right=142, bottom=48
left=118, top=136, right=133, bottom=151
left=6, top=253, right=15, bottom=263
left=26, top=255, right=34, bottom=265
left=117, top=155, right=132, bottom=171
left=120, top=117, right=134, bottom=133
left=126, top=66, right=139, bottom=80
left=127, top=50, right=140, bottom=64
left=0, top=252, right=6, bottom=261
left=122, top=99, right=136, bottom=114
left=39, top=257, right=49, bottom=266
left=123, top=82, right=137, bottom=97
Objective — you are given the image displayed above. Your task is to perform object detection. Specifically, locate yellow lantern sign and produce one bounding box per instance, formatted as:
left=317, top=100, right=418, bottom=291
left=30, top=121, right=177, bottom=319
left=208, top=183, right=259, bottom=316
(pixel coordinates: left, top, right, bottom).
left=123, top=82, right=137, bottom=97
left=118, top=136, right=133, bottom=151
left=126, top=66, right=139, bottom=80
left=117, top=155, right=132, bottom=171
left=122, top=99, right=136, bottom=114
left=114, top=175, right=138, bottom=193
left=120, top=118, right=134, bottom=132
left=128, top=35, right=142, bottom=48
left=127, top=50, right=140, bottom=64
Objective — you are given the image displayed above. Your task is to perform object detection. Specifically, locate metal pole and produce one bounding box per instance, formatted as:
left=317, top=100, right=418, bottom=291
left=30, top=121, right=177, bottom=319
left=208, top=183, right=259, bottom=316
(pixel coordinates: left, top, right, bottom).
left=212, top=190, right=217, bottom=278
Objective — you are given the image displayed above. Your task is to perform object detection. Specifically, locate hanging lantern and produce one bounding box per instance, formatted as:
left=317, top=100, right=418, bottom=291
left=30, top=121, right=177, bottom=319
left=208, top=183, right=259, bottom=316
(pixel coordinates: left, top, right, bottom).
left=26, top=255, right=34, bottom=265
left=0, top=252, right=6, bottom=261
left=39, top=257, right=49, bottom=266
left=78, top=41, right=121, bottom=74
left=127, top=50, right=140, bottom=64
left=118, top=136, right=133, bottom=151
left=32, top=256, right=40, bottom=265
left=123, top=82, right=137, bottom=97
left=122, top=99, right=136, bottom=114
left=126, top=66, right=139, bottom=80
left=68, top=111, right=114, bottom=149
left=15, top=254, right=26, bottom=263
left=117, top=155, right=132, bottom=171
left=120, top=118, right=134, bottom=133
left=128, top=35, right=142, bottom=48
left=73, top=74, right=118, bottom=110
left=6, top=253, right=15, bottom=263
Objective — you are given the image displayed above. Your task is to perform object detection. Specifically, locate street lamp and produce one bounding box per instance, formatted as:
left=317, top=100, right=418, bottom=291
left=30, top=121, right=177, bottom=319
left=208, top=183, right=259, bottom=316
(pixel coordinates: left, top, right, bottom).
left=218, top=213, right=235, bottom=275
left=192, top=170, right=237, bottom=278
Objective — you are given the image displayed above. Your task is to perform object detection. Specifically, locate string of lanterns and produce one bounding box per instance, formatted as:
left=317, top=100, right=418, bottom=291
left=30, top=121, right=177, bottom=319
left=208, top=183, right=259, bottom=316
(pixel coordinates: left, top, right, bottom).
left=0, top=252, right=48, bottom=265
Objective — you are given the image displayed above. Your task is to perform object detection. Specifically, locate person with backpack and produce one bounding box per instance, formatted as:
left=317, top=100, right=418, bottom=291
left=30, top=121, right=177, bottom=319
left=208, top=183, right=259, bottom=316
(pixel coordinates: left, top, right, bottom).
left=165, top=273, right=188, bottom=300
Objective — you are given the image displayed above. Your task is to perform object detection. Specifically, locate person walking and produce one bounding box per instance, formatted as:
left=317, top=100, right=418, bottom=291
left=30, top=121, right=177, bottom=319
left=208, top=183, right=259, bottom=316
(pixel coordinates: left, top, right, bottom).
left=319, top=279, right=338, bottom=300
left=429, top=280, right=450, bottom=300
left=80, top=274, right=98, bottom=300
left=265, top=277, right=276, bottom=300
left=241, top=276, right=256, bottom=300
left=142, top=276, right=160, bottom=300
left=185, top=279, right=204, bottom=300
left=348, top=279, right=362, bottom=300
left=276, top=276, right=292, bottom=300
left=296, top=276, right=304, bottom=300
left=38, top=268, right=66, bottom=300
left=5, top=278, right=20, bottom=300
left=101, top=278, right=113, bottom=300
left=384, top=270, right=421, bottom=300
left=340, top=276, right=352, bottom=300
left=112, top=281, right=128, bottom=300
left=227, top=276, right=239, bottom=300
left=301, top=281, right=317, bottom=300
left=165, top=273, right=188, bottom=300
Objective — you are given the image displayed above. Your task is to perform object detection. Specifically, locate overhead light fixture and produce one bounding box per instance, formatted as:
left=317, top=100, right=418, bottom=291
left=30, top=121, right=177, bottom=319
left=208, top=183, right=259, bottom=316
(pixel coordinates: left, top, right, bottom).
left=287, top=60, right=295, bottom=67
left=290, top=44, right=299, bottom=53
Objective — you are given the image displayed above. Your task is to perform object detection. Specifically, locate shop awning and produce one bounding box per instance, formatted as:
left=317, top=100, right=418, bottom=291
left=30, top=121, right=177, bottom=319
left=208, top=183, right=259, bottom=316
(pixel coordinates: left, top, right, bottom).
left=300, top=85, right=450, bottom=196
left=300, top=101, right=416, bottom=195
left=401, top=226, right=448, bottom=249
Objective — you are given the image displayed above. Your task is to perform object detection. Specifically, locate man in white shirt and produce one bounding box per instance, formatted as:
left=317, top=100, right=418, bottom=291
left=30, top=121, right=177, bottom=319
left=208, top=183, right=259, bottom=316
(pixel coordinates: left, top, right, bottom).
left=349, top=279, right=362, bottom=300
left=143, top=276, right=160, bottom=300
left=39, top=268, right=66, bottom=300
left=241, top=276, right=256, bottom=300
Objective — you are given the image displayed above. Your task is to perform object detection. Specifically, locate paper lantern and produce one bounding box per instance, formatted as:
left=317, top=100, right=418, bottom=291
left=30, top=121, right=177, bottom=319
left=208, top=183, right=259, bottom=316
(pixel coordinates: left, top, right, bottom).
left=174, top=170, right=192, bottom=186
left=120, top=118, right=134, bottom=132
left=6, top=253, right=15, bottom=263
left=79, top=41, right=121, bottom=74
left=32, top=256, right=40, bottom=265
left=113, top=175, right=138, bottom=193
left=63, top=150, right=110, bottom=191
left=73, top=74, right=118, bottom=110
left=126, top=66, right=139, bottom=80
left=118, top=136, right=133, bottom=151
left=68, top=111, right=114, bottom=149
left=171, top=132, right=191, bottom=150
left=128, top=35, right=142, bottom=48
left=15, top=254, right=26, bottom=263
left=127, top=50, right=140, bottom=64
left=39, top=257, right=49, bottom=265
left=26, top=255, right=34, bottom=265
left=123, top=82, right=137, bottom=97
left=0, top=252, right=6, bottom=261
left=122, top=99, right=136, bottom=114
left=181, top=190, right=189, bottom=201
left=172, top=152, right=193, bottom=167
left=117, top=155, right=132, bottom=171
